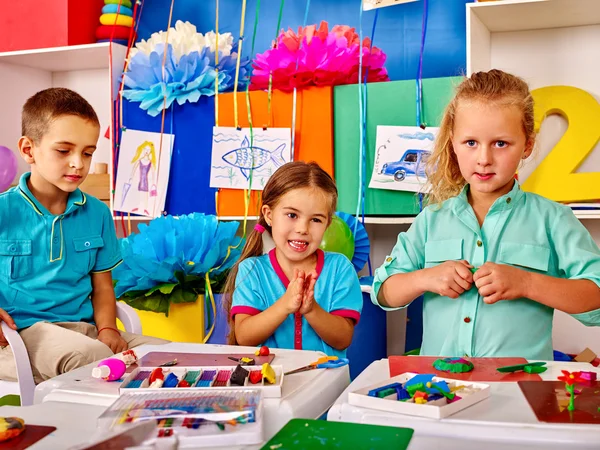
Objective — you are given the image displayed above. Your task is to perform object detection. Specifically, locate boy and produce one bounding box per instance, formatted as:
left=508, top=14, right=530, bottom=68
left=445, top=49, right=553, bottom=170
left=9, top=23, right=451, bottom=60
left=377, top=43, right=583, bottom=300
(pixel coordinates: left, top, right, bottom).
left=0, top=88, right=167, bottom=383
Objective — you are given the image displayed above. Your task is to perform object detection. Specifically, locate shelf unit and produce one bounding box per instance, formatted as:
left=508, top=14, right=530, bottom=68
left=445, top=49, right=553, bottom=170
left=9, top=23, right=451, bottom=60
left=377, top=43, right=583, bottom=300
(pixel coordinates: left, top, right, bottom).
left=0, top=42, right=127, bottom=213
left=466, top=0, right=600, bottom=222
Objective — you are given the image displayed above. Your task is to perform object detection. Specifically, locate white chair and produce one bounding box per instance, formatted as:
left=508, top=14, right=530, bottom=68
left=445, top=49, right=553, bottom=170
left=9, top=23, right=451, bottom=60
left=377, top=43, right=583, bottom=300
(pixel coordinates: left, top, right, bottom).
left=0, top=302, right=142, bottom=406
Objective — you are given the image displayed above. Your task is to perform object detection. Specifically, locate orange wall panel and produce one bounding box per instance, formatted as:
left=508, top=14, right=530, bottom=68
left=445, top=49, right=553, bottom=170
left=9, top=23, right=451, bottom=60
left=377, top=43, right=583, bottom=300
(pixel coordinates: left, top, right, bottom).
left=216, top=86, right=334, bottom=217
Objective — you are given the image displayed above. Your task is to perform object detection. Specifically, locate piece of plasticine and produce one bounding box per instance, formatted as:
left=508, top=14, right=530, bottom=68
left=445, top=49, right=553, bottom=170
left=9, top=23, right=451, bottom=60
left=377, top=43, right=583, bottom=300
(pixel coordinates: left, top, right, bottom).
left=470, top=267, right=478, bottom=274
left=261, top=363, right=276, bottom=384
left=523, top=364, right=547, bottom=374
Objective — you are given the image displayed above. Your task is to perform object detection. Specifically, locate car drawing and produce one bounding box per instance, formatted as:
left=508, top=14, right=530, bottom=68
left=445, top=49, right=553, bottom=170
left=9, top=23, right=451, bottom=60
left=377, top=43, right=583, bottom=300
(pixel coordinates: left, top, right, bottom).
left=380, top=149, right=430, bottom=182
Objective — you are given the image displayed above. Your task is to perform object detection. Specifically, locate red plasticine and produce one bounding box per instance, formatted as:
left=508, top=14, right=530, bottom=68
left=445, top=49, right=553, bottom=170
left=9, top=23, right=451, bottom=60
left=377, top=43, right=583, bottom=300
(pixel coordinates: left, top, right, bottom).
left=249, top=371, right=263, bottom=384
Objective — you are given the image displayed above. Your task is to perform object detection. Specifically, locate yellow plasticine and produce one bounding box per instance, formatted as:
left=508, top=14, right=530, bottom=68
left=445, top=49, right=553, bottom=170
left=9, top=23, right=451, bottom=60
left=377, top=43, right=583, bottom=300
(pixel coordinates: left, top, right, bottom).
left=100, top=13, right=134, bottom=27
left=523, top=86, right=600, bottom=202
left=261, top=363, right=276, bottom=384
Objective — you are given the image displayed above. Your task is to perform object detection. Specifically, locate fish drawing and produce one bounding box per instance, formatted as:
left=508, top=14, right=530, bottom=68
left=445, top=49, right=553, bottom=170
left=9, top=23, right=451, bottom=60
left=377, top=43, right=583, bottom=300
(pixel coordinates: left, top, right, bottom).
left=221, top=136, right=287, bottom=180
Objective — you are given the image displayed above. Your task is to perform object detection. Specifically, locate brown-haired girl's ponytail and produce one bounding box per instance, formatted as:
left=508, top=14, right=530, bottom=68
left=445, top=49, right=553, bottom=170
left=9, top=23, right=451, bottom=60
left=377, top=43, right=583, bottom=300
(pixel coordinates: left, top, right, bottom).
left=222, top=216, right=269, bottom=345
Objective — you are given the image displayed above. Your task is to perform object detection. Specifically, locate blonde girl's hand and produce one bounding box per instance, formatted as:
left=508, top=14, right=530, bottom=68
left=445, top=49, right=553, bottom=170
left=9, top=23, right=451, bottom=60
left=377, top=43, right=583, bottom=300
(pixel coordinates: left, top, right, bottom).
left=299, top=270, right=318, bottom=315
left=281, top=269, right=305, bottom=314
left=473, top=262, right=529, bottom=304
left=425, top=260, right=474, bottom=299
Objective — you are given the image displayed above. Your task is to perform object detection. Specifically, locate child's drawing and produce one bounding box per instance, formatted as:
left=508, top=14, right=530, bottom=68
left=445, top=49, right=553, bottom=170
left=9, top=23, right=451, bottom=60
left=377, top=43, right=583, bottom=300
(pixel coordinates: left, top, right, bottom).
left=114, top=129, right=174, bottom=217
left=369, top=125, right=439, bottom=193
left=210, top=126, right=291, bottom=190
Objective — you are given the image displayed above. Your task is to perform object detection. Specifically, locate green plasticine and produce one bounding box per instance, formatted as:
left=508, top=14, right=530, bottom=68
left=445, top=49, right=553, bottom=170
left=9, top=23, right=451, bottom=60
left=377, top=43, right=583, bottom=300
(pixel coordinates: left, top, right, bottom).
left=377, top=388, right=397, bottom=398
left=406, top=383, right=425, bottom=396
left=523, top=365, right=547, bottom=374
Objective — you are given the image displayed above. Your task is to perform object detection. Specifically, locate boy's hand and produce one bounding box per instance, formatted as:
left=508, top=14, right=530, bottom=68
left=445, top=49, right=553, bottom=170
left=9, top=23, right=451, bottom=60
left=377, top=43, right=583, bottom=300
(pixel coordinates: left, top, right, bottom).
left=97, top=330, right=129, bottom=354
left=299, top=270, right=318, bottom=315
left=424, top=260, right=473, bottom=299
left=0, top=308, right=17, bottom=347
left=473, top=262, right=529, bottom=304
left=280, top=269, right=305, bottom=315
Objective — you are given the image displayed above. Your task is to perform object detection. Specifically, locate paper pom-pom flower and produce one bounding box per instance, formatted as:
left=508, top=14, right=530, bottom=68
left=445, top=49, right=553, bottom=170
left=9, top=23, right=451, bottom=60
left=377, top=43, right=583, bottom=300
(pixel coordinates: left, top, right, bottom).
left=250, top=21, right=389, bottom=91
left=123, top=20, right=250, bottom=116
left=113, top=213, right=243, bottom=315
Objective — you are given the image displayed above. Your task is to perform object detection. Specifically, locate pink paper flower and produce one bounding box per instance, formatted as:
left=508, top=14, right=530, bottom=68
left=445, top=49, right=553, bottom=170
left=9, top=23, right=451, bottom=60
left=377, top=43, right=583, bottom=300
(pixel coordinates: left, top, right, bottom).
left=250, top=21, right=389, bottom=91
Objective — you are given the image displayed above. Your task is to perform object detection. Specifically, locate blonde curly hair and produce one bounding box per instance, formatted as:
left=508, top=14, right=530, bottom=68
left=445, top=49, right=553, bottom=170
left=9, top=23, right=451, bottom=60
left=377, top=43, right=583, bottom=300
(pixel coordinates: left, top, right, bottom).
left=425, top=69, right=536, bottom=205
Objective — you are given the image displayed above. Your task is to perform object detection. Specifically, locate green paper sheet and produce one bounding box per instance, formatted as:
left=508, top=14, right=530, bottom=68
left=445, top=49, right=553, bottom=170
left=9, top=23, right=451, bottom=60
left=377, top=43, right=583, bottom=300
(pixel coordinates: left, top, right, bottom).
left=260, top=419, right=414, bottom=450
left=334, top=77, right=462, bottom=216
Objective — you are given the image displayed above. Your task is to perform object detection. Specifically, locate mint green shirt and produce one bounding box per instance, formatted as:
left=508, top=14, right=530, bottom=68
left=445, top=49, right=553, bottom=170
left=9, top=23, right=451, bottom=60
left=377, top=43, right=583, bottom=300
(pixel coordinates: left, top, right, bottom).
left=372, top=181, right=600, bottom=360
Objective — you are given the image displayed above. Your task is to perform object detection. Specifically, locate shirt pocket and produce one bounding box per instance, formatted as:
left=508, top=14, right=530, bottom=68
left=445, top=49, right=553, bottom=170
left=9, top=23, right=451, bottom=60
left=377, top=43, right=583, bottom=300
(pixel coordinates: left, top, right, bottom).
left=72, top=236, right=104, bottom=276
left=0, top=240, right=33, bottom=281
left=424, top=239, right=464, bottom=268
left=497, top=242, right=550, bottom=272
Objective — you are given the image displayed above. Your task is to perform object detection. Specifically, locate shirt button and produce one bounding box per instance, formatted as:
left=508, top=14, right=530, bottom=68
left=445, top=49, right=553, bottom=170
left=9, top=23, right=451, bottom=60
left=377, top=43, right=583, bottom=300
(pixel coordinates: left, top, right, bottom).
left=9, top=245, right=16, bottom=252
left=464, top=317, right=471, bottom=323
left=386, top=257, right=392, bottom=263
left=476, top=240, right=482, bottom=247
left=84, top=241, right=91, bottom=247
left=506, top=197, right=512, bottom=204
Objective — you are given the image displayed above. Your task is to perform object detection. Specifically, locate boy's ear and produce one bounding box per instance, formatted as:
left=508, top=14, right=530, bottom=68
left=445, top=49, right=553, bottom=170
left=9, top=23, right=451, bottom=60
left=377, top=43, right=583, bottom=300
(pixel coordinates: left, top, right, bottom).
left=18, top=136, right=35, bottom=164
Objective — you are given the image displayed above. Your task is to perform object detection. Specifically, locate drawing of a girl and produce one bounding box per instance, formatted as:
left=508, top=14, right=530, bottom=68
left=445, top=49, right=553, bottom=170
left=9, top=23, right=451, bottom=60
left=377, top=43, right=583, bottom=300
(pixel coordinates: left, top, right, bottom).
left=128, top=140, right=157, bottom=216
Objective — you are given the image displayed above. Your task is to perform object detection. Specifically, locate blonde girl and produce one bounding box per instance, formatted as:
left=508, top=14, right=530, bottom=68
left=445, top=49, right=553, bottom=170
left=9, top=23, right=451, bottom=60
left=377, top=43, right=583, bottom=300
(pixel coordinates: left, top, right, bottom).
left=373, top=69, right=600, bottom=360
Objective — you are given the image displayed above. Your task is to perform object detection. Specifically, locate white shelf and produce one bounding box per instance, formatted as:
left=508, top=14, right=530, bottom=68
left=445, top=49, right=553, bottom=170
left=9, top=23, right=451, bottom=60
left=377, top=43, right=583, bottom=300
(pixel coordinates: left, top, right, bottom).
left=0, top=42, right=126, bottom=72
left=468, top=0, right=600, bottom=33
left=113, top=212, right=598, bottom=224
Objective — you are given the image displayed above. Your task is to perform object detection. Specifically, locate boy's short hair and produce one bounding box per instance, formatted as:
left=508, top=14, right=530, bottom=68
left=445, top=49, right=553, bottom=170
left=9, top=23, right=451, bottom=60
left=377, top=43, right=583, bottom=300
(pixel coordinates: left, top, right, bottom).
left=22, top=88, right=100, bottom=143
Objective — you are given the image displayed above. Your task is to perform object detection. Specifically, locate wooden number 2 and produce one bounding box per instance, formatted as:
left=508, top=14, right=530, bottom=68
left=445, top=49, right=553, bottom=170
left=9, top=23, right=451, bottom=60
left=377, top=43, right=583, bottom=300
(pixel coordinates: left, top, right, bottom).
left=522, top=86, right=600, bottom=202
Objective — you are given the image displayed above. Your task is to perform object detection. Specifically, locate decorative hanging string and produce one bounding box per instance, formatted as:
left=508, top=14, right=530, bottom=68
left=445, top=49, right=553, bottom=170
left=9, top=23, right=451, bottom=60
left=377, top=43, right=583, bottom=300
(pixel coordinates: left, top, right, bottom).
left=358, top=8, right=379, bottom=277
left=416, top=0, right=429, bottom=212
left=214, top=0, right=220, bottom=126
left=290, top=0, right=311, bottom=159
left=214, top=0, right=221, bottom=219
left=243, top=0, right=261, bottom=206
left=204, top=0, right=257, bottom=343
left=111, top=0, right=145, bottom=236
left=149, top=0, right=176, bottom=226
left=354, top=1, right=365, bottom=232
left=416, top=0, right=429, bottom=129
left=233, top=0, right=248, bottom=130
left=267, top=0, right=286, bottom=128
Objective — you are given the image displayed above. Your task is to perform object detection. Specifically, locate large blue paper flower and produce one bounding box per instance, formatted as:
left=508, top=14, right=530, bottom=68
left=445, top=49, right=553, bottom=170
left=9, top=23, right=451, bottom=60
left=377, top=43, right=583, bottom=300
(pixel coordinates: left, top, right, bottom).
left=113, top=213, right=243, bottom=315
left=123, top=42, right=250, bottom=116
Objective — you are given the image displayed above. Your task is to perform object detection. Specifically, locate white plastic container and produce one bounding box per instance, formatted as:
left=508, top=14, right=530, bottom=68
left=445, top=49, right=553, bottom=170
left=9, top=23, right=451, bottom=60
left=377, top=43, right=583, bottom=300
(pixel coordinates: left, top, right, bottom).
left=348, top=372, right=490, bottom=419
left=119, top=365, right=284, bottom=398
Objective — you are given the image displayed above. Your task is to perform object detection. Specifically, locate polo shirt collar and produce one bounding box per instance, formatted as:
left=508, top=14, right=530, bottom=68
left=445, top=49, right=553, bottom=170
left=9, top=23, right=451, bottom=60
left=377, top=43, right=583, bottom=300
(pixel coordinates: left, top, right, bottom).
left=18, top=172, right=86, bottom=216
left=452, top=179, right=524, bottom=216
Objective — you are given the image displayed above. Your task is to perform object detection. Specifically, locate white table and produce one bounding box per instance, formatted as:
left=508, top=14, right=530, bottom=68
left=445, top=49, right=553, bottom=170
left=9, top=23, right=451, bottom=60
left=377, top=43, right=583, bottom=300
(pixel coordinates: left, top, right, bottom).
left=328, top=359, right=600, bottom=449
left=30, top=343, right=349, bottom=446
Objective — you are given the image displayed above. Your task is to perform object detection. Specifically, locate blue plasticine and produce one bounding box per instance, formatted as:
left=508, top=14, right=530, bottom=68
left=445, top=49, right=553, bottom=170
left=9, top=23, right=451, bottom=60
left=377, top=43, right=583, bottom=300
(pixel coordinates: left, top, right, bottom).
left=368, top=382, right=404, bottom=397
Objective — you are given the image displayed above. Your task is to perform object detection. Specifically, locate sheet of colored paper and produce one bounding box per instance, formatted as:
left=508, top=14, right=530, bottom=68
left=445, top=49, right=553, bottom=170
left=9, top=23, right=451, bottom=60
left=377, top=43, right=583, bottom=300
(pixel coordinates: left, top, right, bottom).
left=0, top=425, right=56, bottom=450
left=519, top=380, right=600, bottom=424
left=389, top=356, right=543, bottom=382
left=260, top=419, right=414, bottom=450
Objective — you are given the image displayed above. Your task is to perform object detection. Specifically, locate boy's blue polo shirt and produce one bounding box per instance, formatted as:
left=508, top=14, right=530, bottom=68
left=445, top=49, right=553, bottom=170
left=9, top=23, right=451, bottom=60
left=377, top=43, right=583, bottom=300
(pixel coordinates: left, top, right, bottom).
left=231, top=249, right=363, bottom=358
left=0, top=173, right=122, bottom=330
left=372, top=181, right=600, bottom=361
